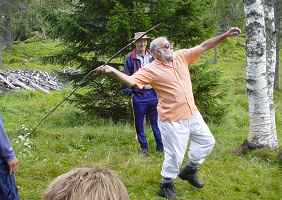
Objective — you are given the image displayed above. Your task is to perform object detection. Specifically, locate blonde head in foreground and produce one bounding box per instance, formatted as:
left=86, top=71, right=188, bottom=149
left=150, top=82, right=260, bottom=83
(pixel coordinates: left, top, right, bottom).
left=42, top=167, right=129, bottom=200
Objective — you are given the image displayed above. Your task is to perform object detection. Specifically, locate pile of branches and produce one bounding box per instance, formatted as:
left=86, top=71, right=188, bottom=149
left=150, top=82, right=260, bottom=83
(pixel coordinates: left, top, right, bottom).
left=0, top=68, right=79, bottom=93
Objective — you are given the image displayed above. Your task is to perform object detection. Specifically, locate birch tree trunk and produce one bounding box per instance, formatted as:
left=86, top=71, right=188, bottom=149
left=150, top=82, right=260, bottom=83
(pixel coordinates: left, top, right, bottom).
left=264, top=0, right=278, bottom=148
left=236, top=0, right=279, bottom=152
left=274, top=0, right=281, bottom=90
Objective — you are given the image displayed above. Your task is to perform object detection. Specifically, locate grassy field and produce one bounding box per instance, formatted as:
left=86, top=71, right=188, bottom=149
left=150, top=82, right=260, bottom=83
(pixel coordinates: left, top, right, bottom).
left=1, top=36, right=282, bottom=200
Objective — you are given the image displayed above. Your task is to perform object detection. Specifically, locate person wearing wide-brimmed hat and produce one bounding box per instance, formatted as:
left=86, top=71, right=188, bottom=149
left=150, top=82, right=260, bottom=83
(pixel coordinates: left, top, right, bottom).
left=122, top=32, right=163, bottom=156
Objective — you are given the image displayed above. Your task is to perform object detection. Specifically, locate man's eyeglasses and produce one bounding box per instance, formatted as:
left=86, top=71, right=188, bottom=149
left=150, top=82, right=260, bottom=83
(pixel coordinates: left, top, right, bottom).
left=157, top=43, right=172, bottom=50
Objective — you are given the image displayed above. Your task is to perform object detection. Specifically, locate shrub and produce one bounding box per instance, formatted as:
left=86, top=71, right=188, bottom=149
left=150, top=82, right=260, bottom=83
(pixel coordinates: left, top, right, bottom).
left=190, top=62, right=228, bottom=123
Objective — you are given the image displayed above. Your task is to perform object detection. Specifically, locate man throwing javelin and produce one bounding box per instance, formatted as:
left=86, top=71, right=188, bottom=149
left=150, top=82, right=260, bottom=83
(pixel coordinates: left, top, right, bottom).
left=95, top=27, right=241, bottom=198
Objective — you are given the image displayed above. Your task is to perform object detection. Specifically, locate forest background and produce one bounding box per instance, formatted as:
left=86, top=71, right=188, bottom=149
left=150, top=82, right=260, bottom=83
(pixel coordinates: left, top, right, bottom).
left=0, top=0, right=282, bottom=199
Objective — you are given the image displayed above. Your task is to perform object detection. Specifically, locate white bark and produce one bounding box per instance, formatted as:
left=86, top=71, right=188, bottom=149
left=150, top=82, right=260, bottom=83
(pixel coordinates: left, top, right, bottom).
left=264, top=0, right=278, bottom=148
left=243, top=0, right=278, bottom=149
left=274, top=0, right=281, bottom=90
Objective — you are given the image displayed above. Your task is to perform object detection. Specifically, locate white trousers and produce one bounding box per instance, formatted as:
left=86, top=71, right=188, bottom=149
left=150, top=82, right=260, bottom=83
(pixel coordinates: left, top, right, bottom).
left=158, top=111, right=215, bottom=179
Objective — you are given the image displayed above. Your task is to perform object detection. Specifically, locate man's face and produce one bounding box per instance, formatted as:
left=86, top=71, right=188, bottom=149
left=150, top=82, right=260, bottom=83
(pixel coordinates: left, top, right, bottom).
left=158, top=40, right=174, bottom=61
left=134, top=39, right=148, bottom=52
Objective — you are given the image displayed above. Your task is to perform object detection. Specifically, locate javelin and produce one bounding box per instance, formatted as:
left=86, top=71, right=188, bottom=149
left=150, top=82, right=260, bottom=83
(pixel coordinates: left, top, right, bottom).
left=31, top=23, right=161, bottom=133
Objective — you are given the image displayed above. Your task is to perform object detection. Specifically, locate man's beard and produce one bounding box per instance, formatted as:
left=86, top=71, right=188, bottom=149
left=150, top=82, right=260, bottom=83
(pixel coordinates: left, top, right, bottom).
left=160, top=49, right=175, bottom=61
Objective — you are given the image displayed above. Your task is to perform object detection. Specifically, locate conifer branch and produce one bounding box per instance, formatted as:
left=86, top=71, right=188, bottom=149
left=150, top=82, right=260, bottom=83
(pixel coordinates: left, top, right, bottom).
left=31, top=23, right=161, bottom=133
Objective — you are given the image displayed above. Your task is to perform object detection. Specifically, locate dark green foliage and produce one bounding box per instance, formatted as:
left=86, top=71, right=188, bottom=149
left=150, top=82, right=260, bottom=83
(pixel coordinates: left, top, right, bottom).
left=41, top=0, right=225, bottom=123
left=55, top=61, right=133, bottom=123
left=43, top=0, right=217, bottom=57
left=0, top=0, right=65, bottom=42
left=190, top=62, right=228, bottom=123
left=155, top=0, right=216, bottom=47
left=69, top=79, right=132, bottom=123
left=215, top=0, right=245, bottom=31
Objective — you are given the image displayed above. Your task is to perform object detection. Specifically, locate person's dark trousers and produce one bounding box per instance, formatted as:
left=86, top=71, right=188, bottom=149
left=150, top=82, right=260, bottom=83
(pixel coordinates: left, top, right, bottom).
left=132, top=89, right=163, bottom=151
left=0, top=162, right=20, bottom=200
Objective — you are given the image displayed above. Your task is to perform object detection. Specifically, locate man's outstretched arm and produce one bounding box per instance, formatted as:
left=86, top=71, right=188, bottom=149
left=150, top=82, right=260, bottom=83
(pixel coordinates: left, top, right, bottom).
left=95, top=65, right=136, bottom=87
left=199, top=27, right=241, bottom=53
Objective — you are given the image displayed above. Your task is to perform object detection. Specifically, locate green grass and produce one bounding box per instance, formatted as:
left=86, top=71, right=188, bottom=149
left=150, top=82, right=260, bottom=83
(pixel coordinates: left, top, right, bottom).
left=1, top=40, right=62, bottom=71
left=1, top=37, right=282, bottom=200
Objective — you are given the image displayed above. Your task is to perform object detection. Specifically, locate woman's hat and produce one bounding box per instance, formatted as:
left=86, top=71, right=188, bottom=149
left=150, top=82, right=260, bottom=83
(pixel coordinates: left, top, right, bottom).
left=131, top=32, right=151, bottom=41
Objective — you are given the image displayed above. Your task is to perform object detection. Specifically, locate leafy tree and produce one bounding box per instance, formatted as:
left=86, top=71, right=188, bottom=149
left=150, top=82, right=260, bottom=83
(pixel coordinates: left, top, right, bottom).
left=42, top=0, right=229, bottom=123
left=0, top=0, right=35, bottom=44
left=215, top=0, right=245, bottom=31
left=0, top=0, right=66, bottom=43
left=0, top=0, right=17, bottom=49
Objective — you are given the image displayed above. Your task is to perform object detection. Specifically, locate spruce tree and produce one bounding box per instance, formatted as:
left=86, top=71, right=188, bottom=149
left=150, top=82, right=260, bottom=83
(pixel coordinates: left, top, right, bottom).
left=42, top=0, right=225, bottom=122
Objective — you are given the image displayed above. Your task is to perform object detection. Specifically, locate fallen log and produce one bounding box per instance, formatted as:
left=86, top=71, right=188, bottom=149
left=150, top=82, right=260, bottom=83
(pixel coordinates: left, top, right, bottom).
left=0, top=74, right=16, bottom=89
left=30, top=81, right=50, bottom=94
left=8, top=75, right=32, bottom=90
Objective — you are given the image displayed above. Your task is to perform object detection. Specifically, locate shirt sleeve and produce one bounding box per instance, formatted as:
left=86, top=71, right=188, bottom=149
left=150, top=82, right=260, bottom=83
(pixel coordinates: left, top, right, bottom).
left=131, top=67, right=153, bottom=89
left=121, top=55, right=133, bottom=96
left=0, top=115, right=15, bottom=163
left=180, top=46, right=201, bottom=64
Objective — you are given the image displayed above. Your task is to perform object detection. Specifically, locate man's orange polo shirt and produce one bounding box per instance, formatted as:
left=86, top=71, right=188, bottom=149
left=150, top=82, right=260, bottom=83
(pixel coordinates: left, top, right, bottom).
left=132, top=46, right=201, bottom=122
